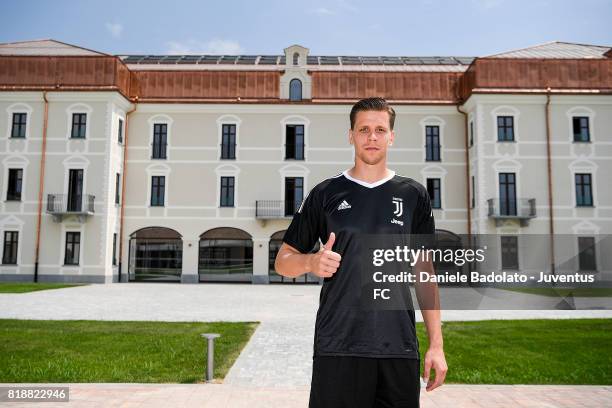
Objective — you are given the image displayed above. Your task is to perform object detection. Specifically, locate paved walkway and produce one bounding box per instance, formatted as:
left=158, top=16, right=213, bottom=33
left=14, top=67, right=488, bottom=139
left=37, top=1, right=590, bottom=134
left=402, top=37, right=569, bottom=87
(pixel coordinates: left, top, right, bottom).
left=1, top=283, right=611, bottom=407
left=1, top=384, right=610, bottom=407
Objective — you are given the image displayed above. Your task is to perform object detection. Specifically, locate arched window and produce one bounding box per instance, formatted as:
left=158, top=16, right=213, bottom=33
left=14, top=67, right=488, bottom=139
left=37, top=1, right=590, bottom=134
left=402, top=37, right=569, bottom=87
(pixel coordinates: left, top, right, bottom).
left=128, top=227, right=183, bottom=282
left=289, top=78, right=302, bottom=101
left=293, top=52, right=299, bottom=65
left=198, top=227, right=253, bottom=282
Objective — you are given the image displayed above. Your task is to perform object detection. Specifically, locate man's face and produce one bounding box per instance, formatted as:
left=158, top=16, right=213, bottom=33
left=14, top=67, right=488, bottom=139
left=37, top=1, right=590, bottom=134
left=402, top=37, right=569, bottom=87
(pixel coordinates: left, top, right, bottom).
left=349, top=110, right=394, bottom=166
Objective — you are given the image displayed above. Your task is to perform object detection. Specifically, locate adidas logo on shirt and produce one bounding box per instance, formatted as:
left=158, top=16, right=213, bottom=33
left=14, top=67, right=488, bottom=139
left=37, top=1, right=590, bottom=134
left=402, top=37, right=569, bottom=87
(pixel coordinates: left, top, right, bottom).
left=337, top=200, right=352, bottom=210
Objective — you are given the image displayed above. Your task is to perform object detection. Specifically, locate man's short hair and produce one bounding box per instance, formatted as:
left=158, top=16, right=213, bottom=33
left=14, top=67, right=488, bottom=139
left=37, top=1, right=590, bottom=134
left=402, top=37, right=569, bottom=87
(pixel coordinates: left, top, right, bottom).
left=350, top=97, right=396, bottom=130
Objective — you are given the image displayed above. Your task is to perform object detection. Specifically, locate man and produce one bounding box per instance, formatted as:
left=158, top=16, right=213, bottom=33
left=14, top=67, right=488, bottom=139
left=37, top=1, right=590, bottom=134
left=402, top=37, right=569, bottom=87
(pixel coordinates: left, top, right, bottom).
left=275, top=97, right=447, bottom=408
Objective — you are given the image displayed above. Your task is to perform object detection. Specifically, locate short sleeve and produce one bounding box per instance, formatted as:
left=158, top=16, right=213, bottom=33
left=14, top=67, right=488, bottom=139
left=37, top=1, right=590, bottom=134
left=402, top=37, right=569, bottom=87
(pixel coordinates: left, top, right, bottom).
left=282, top=186, right=324, bottom=254
left=411, top=185, right=436, bottom=249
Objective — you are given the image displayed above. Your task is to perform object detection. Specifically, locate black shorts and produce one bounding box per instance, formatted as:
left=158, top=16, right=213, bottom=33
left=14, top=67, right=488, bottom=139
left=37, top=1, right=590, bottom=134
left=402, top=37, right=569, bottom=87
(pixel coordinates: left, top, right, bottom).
left=309, top=355, right=421, bottom=408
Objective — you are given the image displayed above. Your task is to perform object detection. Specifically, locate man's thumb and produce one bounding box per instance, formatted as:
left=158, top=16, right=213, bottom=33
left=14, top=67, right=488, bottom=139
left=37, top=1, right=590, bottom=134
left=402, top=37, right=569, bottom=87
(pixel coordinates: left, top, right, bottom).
left=323, top=232, right=335, bottom=251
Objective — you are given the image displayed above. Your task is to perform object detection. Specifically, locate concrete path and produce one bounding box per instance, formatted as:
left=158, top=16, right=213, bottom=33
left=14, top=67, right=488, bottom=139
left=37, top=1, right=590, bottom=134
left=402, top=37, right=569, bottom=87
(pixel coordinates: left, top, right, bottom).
left=1, top=384, right=610, bottom=407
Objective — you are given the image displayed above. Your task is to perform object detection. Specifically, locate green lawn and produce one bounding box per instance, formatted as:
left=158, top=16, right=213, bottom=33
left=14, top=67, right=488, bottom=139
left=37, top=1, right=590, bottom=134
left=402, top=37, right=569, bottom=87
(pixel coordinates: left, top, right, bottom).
left=0, top=320, right=258, bottom=383
left=0, top=283, right=86, bottom=293
left=0, top=319, right=610, bottom=384
left=417, top=319, right=612, bottom=385
left=502, top=287, right=612, bottom=297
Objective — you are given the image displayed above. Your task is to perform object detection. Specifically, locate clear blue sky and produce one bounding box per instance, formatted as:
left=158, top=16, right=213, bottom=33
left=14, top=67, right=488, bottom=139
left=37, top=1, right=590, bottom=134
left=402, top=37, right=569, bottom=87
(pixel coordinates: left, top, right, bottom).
left=1, top=0, right=611, bottom=56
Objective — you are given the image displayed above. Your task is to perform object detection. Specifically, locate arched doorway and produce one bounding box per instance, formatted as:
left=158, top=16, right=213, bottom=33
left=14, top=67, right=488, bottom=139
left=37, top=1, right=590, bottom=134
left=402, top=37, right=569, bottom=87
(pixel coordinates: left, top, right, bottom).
left=128, top=227, right=183, bottom=282
left=268, top=230, right=321, bottom=284
left=199, top=227, right=253, bottom=282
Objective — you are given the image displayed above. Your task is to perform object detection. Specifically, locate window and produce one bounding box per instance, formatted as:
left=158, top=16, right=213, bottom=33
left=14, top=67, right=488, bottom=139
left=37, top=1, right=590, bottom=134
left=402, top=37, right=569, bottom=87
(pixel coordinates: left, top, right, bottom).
left=2, top=231, right=18, bottom=264
left=469, top=121, right=474, bottom=147
left=575, top=173, right=593, bottom=206
left=293, top=52, right=299, bottom=65
left=220, top=176, right=235, bottom=207
left=471, top=176, right=475, bottom=208
left=221, top=124, right=236, bottom=159
left=152, top=123, right=167, bottom=159
left=426, top=178, right=441, bottom=209
left=285, top=177, right=304, bottom=216
left=64, top=231, right=80, bottom=265
left=151, top=176, right=165, bottom=206
left=115, top=173, right=121, bottom=205
left=112, top=233, right=117, bottom=266
left=118, top=118, right=124, bottom=144
left=11, top=113, right=27, bottom=138
left=289, top=78, right=302, bottom=101
left=425, top=125, right=440, bottom=161
left=6, top=168, right=23, bottom=201
left=501, top=236, right=518, bottom=270
left=578, top=237, right=596, bottom=271
left=71, top=113, right=87, bottom=138
left=285, top=125, right=304, bottom=160
left=572, top=116, right=590, bottom=142
left=497, top=116, right=514, bottom=141
left=499, top=173, right=517, bottom=216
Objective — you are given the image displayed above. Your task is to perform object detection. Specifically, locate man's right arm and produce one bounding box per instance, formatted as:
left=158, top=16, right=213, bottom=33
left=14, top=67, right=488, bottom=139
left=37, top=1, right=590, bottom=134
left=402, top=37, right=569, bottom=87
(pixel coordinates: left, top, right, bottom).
left=275, top=233, right=341, bottom=279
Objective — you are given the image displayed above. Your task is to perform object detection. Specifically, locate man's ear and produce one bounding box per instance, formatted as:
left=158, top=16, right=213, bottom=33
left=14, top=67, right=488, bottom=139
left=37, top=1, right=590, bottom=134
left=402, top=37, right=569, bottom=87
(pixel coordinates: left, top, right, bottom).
left=389, top=130, right=395, bottom=146
left=348, top=129, right=353, bottom=144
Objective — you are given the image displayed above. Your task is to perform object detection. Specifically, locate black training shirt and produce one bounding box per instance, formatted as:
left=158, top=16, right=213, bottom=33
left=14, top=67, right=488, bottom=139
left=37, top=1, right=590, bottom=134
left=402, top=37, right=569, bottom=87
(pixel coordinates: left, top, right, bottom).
left=282, top=169, right=435, bottom=359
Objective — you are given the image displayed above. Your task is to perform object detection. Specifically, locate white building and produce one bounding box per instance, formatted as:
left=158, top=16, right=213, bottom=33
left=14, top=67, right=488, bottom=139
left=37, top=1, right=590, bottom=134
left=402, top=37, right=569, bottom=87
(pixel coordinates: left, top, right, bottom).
left=0, top=40, right=610, bottom=283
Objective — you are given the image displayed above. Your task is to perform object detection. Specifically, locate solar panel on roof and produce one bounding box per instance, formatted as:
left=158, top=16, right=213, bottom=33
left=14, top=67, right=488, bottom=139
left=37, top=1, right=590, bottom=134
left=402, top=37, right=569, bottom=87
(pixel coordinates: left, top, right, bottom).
left=455, top=57, right=475, bottom=65
left=401, top=57, right=423, bottom=65
left=362, top=57, right=383, bottom=65
left=340, top=56, right=361, bottom=65
left=436, top=57, right=457, bottom=65
left=259, top=56, right=279, bottom=64
left=279, top=56, right=286, bottom=64
left=382, top=57, right=402, bottom=65
left=139, top=57, right=162, bottom=64
left=162, top=56, right=182, bottom=63
left=198, top=56, right=220, bottom=64
left=307, top=56, right=319, bottom=64
left=236, top=56, right=257, bottom=64
left=319, top=56, right=340, bottom=65
left=219, top=56, right=238, bottom=63
left=122, top=56, right=145, bottom=63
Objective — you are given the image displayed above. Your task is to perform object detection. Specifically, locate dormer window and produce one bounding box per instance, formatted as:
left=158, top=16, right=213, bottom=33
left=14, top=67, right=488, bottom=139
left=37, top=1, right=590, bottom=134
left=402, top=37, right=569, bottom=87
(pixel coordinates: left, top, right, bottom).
left=289, top=79, right=302, bottom=101
left=293, top=52, right=299, bottom=65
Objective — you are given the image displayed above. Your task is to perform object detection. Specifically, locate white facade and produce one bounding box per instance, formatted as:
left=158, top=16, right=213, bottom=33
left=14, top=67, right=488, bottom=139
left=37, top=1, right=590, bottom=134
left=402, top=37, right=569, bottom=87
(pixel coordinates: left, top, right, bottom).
left=1, top=40, right=611, bottom=284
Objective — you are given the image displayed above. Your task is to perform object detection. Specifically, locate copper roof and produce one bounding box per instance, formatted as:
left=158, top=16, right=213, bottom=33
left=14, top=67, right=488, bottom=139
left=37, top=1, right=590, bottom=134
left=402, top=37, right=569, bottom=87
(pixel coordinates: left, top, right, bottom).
left=1, top=39, right=611, bottom=103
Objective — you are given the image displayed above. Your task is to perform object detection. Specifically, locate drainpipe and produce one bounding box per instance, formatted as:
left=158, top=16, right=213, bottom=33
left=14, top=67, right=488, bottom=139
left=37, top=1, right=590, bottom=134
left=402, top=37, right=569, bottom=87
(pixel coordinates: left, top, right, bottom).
left=33, top=91, right=49, bottom=283
left=456, top=104, right=472, bottom=237
left=545, top=88, right=556, bottom=275
left=117, top=97, right=137, bottom=283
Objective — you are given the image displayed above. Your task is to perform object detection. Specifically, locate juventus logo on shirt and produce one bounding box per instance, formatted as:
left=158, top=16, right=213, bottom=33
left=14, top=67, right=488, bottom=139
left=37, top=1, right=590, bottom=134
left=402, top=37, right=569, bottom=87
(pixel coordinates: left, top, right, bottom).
left=392, top=197, right=403, bottom=217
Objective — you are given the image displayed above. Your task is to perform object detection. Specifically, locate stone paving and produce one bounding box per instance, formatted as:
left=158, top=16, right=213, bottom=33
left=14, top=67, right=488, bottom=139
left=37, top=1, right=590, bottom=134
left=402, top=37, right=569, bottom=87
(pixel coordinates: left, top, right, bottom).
left=1, top=384, right=610, bottom=407
left=1, top=283, right=611, bottom=406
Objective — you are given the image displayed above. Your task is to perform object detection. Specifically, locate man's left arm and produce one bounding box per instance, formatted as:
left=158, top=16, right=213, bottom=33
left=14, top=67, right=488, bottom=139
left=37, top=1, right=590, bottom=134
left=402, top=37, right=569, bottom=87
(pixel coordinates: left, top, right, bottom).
left=414, top=257, right=448, bottom=392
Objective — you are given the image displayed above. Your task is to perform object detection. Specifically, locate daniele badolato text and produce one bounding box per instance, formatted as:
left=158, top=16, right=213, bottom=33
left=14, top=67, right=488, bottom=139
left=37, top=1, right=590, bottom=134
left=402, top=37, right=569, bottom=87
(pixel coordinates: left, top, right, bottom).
left=366, top=245, right=594, bottom=302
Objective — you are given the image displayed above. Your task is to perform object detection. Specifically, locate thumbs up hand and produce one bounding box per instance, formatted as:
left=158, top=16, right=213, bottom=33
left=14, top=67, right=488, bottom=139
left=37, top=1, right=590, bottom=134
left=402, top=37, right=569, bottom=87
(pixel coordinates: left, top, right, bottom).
left=309, top=232, right=342, bottom=278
